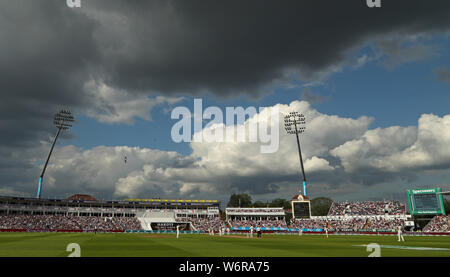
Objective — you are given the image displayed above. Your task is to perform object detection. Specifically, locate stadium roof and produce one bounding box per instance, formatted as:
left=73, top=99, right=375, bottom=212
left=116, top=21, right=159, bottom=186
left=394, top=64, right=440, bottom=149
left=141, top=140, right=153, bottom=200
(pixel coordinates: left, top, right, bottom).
left=67, top=194, right=98, bottom=202
left=123, top=198, right=218, bottom=203
left=291, top=194, right=310, bottom=201
left=438, top=191, right=450, bottom=195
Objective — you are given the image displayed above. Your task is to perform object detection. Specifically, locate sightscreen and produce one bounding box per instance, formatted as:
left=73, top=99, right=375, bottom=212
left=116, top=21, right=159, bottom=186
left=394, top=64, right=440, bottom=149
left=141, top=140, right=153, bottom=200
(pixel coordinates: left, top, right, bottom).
left=150, top=222, right=190, bottom=231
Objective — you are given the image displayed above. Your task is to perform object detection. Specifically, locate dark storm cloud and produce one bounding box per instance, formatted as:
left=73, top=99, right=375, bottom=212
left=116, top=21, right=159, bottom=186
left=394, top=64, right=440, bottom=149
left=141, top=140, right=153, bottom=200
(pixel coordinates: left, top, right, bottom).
left=0, top=0, right=99, bottom=146
left=1, top=0, right=450, bottom=199
left=85, top=0, right=450, bottom=97
left=2, top=0, right=450, bottom=147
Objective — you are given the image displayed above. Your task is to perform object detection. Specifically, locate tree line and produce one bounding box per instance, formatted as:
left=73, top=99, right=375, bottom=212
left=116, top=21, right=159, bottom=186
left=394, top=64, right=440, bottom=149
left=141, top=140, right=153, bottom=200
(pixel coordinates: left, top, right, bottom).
left=226, top=193, right=333, bottom=216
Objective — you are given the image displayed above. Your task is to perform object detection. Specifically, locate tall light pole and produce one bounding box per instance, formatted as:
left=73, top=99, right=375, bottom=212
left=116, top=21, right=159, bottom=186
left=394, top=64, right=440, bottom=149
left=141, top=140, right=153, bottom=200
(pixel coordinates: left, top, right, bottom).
left=37, top=110, right=74, bottom=199
left=284, top=112, right=308, bottom=196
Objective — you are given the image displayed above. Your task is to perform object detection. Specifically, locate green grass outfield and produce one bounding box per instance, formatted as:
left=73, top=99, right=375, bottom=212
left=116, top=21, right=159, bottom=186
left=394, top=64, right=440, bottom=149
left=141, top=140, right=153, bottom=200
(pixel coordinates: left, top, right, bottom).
left=0, top=232, right=449, bottom=257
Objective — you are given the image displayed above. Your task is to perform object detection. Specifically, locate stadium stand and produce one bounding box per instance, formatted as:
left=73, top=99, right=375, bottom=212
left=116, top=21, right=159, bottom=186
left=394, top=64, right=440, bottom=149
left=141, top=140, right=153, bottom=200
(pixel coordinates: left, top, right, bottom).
left=66, top=194, right=98, bottom=202
left=291, top=217, right=365, bottom=230
left=365, top=217, right=405, bottom=231
left=0, top=215, right=142, bottom=231
left=291, top=216, right=408, bottom=232
left=0, top=195, right=224, bottom=232
left=225, top=208, right=287, bottom=230
left=230, top=219, right=287, bottom=228
left=291, top=200, right=410, bottom=231
left=327, top=201, right=406, bottom=216
left=423, top=215, right=450, bottom=232
left=0, top=195, right=436, bottom=234
left=225, top=208, right=285, bottom=221
left=188, top=217, right=228, bottom=232
left=290, top=218, right=328, bottom=229
left=225, top=203, right=410, bottom=232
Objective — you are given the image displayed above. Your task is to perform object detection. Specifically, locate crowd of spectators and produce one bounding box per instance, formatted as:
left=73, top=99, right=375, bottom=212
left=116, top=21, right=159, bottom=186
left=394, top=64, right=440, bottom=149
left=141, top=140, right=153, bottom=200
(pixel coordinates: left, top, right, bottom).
left=328, top=201, right=406, bottom=216
left=230, top=219, right=287, bottom=229
left=423, top=216, right=450, bottom=232
left=291, top=218, right=366, bottom=230
left=226, top=208, right=284, bottom=213
left=0, top=215, right=142, bottom=231
left=175, top=217, right=191, bottom=223
left=291, top=217, right=406, bottom=231
left=290, top=218, right=328, bottom=229
left=366, top=218, right=404, bottom=231
left=329, top=218, right=366, bottom=230
left=175, top=217, right=228, bottom=232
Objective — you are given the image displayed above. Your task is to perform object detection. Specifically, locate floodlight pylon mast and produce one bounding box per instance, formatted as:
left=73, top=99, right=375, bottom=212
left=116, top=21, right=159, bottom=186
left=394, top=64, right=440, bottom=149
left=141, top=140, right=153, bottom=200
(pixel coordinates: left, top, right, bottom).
left=293, top=119, right=307, bottom=193
left=284, top=112, right=308, bottom=196
left=37, top=110, right=74, bottom=199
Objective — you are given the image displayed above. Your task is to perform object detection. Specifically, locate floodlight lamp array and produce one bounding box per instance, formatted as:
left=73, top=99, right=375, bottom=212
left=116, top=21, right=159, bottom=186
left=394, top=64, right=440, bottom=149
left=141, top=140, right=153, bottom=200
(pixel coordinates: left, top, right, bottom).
left=53, top=110, right=74, bottom=130
left=284, top=112, right=306, bottom=134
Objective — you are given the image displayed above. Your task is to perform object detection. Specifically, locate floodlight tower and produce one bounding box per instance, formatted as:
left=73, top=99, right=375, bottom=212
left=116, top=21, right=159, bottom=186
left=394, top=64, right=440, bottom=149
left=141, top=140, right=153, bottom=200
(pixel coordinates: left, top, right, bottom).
left=37, top=110, right=74, bottom=199
left=284, top=112, right=308, bottom=196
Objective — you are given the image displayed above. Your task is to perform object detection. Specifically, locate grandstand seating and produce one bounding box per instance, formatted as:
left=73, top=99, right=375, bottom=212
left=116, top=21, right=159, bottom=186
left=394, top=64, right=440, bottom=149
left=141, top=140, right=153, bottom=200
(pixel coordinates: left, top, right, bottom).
left=230, top=219, right=287, bottom=229
left=0, top=196, right=421, bottom=234
left=327, top=201, right=406, bottom=216
left=365, top=217, right=404, bottom=230
left=0, top=215, right=142, bottom=231
left=423, top=216, right=450, bottom=232
left=175, top=217, right=228, bottom=232
left=291, top=216, right=407, bottom=231
left=291, top=217, right=366, bottom=230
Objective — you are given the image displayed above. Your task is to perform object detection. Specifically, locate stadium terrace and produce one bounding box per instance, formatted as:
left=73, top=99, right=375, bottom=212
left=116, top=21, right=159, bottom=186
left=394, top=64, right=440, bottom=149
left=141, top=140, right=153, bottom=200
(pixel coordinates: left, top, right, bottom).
left=0, top=194, right=448, bottom=234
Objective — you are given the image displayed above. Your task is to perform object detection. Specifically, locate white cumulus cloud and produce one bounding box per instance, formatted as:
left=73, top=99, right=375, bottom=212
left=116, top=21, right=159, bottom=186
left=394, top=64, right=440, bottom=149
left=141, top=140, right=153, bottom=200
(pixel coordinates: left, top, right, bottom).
left=4, top=101, right=450, bottom=202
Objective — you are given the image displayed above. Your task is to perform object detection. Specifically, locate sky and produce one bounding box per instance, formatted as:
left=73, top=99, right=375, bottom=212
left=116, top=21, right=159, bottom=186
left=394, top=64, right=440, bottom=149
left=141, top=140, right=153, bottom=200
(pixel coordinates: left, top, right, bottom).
left=1, top=0, right=450, bottom=206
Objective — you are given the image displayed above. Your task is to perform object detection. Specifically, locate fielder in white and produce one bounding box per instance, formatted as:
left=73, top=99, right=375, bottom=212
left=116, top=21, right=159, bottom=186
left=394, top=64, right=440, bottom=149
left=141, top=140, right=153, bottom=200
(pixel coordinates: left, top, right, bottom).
left=176, top=225, right=180, bottom=239
left=250, top=226, right=254, bottom=238
left=397, top=225, right=405, bottom=242
left=325, top=227, right=329, bottom=238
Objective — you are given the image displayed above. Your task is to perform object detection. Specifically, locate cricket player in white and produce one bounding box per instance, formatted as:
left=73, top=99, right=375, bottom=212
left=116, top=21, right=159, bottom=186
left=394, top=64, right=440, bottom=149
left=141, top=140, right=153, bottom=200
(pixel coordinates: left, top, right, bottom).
left=325, top=227, right=328, bottom=238
left=250, top=226, right=254, bottom=238
left=397, top=225, right=404, bottom=242
left=176, top=225, right=180, bottom=239
left=299, top=228, right=303, bottom=236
